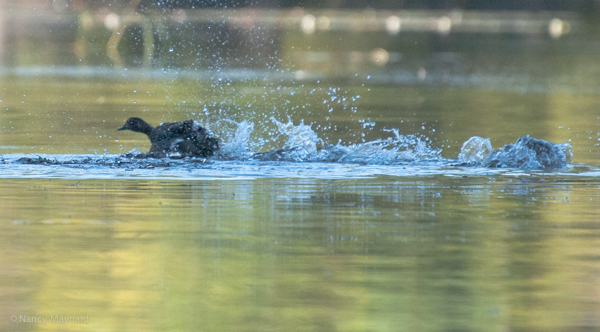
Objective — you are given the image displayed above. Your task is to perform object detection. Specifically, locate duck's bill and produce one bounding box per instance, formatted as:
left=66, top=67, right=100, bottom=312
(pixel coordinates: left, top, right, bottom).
left=117, top=125, right=127, bottom=130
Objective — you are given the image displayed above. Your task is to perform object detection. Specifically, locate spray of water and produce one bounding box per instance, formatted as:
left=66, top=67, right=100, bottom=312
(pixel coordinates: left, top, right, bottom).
left=208, top=116, right=443, bottom=165
left=458, top=135, right=572, bottom=170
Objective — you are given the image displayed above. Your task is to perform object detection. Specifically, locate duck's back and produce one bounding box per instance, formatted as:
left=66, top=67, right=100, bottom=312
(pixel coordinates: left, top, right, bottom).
left=148, top=120, right=219, bottom=158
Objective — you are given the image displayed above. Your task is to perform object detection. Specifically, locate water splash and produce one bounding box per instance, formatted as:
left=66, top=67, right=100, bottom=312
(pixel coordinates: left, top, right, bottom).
left=201, top=118, right=570, bottom=170
left=207, top=117, right=442, bottom=164
left=458, top=135, right=572, bottom=170
left=458, top=136, right=493, bottom=164
left=212, top=119, right=256, bottom=160
left=269, top=116, right=321, bottom=161
left=310, top=131, right=441, bottom=164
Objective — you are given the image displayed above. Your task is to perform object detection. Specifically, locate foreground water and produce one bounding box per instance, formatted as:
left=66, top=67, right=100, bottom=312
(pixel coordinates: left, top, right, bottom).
left=1, top=69, right=600, bottom=332
left=2, top=175, right=600, bottom=331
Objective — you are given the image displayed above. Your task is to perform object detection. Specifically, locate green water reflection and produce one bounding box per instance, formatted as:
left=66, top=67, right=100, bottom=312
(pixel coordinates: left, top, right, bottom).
left=1, top=177, right=599, bottom=331
left=1, top=76, right=599, bottom=165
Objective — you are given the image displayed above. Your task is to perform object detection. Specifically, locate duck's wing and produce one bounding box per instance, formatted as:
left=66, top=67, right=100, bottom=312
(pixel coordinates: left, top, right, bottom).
left=161, top=120, right=205, bottom=138
left=182, top=120, right=208, bottom=138
left=148, top=137, right=183, bottom=157
left=149, top=120, right=219, bottom=158
left=174, top=136, right=220, bottom=158
left=147, top=121, right=188, bottom=144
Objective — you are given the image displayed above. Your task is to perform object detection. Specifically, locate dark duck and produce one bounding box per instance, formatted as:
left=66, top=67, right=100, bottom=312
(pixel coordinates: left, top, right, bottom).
left=117, top=117, right=220, bottom=158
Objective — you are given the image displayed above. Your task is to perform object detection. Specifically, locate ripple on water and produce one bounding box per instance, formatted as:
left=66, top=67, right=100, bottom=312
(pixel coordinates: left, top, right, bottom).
left=0, top=152, right=588, bottom=180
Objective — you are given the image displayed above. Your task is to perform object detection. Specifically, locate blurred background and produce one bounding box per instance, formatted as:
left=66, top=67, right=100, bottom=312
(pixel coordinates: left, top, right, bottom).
left=0, top=0, right=597, bottom=73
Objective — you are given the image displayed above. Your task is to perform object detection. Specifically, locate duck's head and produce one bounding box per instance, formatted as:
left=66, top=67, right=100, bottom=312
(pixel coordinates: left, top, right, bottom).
left=118, top=117, right=153, bottom=135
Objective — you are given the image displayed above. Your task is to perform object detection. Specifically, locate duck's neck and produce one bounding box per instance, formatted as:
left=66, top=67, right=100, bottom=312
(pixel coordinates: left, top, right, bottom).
left=135, top=121, right=154, bottom=136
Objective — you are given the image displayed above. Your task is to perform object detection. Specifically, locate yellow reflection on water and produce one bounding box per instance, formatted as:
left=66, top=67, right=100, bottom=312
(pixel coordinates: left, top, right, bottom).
left=1, top=177, right=600, bottom=331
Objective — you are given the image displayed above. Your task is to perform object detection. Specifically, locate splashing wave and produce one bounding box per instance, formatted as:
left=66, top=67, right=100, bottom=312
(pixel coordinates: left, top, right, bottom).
left=0, top=118, right=572, bottom=176
left=214, top=118, right=442, bottom=165
left=458, top=135, right=572, bottom=170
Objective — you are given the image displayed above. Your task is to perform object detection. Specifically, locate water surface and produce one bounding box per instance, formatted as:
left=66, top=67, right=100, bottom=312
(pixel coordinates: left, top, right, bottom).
left=2, top=8, right=600, bottom=332
left=2, top=175, right=600, bottom=331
